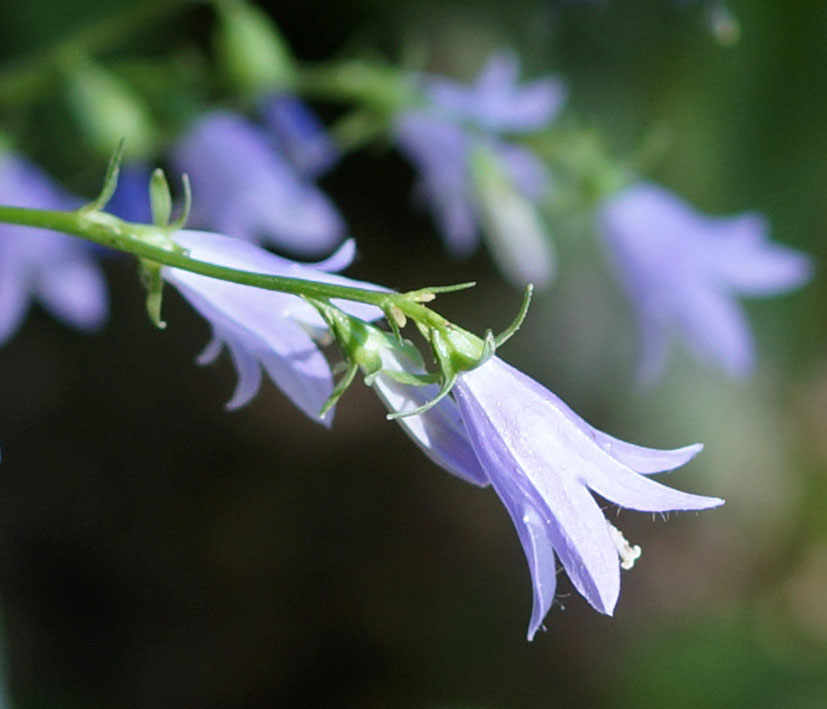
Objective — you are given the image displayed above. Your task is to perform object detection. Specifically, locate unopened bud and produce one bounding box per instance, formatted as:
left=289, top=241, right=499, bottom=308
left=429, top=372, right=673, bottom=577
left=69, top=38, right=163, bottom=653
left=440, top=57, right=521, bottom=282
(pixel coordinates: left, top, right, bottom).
left=214, top=0, right=295, bottom=95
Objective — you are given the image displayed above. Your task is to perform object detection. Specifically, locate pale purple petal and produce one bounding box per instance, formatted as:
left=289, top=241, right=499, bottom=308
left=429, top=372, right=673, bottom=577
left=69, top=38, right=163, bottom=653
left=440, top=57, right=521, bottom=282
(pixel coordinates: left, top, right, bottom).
left=223, top=333, right=266, bottom=410
left=394, top=112, right=478, bottom=256
left=485, top=355, right=701, bottom=475
left=426, top=51, right=566, bottom=133
left=589, top=434, right=703, bottom=475
left=171, top=231, right=384, bottom=326
left=601, top=182, right=812, bottom=380
left=172, top=111, right=344, bottom=256
left=496, top=142, right=551, bottom=200
left=163, top=230, right=386, bottom=423
left=35, top=256, right=108, bottom=331
left=450, top=355, right=721, bottom=626
left=455, top=363, right=621, bottom=614
left=106, top=163, right=153, bottom=223
left=261, top=94, right=339, bottom=178
left=372, top=342, right=487, bottom=487
left=498, top=496, right=559, bottom=641
left=671, top=283, right=754, bottom=376
left=0, top=243, right=31, bottom=343
left=0, top=154, right=107, bottom=344
left=582, top=458, right=724, bottom=513
left=698, top=213, right=814, bottom=295
left=169, top=275, right=332, bottom=419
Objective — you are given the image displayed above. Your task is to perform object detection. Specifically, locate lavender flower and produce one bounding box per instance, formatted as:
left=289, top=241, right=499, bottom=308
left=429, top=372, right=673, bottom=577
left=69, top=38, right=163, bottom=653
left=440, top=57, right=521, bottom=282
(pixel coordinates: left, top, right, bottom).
left=601, top=183, right=813, bottom=383
left=163, top=231, right=381, bottom=422
left=171, top=111, right=344, bottom=257
left=451, top=355, right=723, bottom=639
left=0, top=153, right=107, bottom=346
left=395, top=52, right=564, bottom=287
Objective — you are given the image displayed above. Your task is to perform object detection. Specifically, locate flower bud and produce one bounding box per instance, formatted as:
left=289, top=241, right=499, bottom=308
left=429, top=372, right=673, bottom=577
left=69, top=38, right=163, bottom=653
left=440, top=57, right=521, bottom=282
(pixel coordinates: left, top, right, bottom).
left=470, top=144, right=556, bottom=290
left=213, top=0, right=295, bottom=96
left=64, top=60, right=157, bottom=160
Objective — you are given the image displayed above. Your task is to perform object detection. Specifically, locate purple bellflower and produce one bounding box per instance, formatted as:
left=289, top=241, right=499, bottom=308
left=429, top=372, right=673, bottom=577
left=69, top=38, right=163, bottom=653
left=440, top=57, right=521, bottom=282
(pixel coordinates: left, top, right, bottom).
left=601, top=183, right=813, bottom=383
left=163, top=231, right=382, bottom=423
left=450, top=355, right=723, bottom=640
left=395, top=52, right=564, bottom=287
left=0, top=153, right=107, bottom=346
left=171, top=111, right=344, bottom=257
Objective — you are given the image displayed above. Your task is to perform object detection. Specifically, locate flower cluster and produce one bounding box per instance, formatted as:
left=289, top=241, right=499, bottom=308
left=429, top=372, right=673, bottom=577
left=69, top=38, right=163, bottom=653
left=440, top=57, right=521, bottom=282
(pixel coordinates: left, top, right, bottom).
left=0, top=28, right=814, bottom=644
left=395, top=52, right=565, bottom=288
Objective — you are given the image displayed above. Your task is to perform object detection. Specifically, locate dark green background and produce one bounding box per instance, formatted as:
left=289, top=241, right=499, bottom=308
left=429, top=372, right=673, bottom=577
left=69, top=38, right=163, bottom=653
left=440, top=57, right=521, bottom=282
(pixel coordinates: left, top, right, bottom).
left=0, top=1, right=825, bottom=706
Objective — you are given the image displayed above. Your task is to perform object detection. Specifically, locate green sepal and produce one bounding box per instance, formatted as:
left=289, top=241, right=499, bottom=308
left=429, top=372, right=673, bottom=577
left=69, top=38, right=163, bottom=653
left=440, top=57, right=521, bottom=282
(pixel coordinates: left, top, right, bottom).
left=385, top=372, right=456, bottom=420
left=383, top=324, right=484, bottom=421
left=139, top=259, right=166, bottom=329
left=170, top=174, right=192, bottom=231
left=495, top=283, right=533, bottom=348
left=150, top=168, right=172, bottom=226
left=382, top=304, right=405, bottom=343
left=319, top=361, right=359, bottom=418
left=84, top=139, right=125, bottom=212
left=378, top=369, right=439, bottom=387
left=430, top=325, right=485, bottom=377
left=403, top=281, right=476, bottom=302
left=306, top=297, right=382, bottom=375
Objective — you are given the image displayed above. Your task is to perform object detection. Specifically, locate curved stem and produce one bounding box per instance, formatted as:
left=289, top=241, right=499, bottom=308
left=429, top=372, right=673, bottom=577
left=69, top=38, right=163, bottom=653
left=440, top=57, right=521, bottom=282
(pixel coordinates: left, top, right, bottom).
left=0, top=204, right=451, bottom=329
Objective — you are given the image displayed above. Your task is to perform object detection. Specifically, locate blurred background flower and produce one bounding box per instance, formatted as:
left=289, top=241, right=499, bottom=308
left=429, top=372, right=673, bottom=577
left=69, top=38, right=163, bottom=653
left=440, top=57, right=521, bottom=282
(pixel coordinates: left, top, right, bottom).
left=0, top=0, right=825, bottom=706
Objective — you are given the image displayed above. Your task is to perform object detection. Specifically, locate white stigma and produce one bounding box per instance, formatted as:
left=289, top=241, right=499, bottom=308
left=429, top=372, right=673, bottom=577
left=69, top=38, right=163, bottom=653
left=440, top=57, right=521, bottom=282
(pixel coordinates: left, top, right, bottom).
left=607, top=521, right=642, bottom=570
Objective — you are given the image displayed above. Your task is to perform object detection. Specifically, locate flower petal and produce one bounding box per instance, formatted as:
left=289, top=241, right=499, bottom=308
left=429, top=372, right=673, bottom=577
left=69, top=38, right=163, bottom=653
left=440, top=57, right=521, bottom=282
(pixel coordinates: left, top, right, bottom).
left=455, top=359, right=621, bottom=615
left=372, top=340, right=488, bottom=486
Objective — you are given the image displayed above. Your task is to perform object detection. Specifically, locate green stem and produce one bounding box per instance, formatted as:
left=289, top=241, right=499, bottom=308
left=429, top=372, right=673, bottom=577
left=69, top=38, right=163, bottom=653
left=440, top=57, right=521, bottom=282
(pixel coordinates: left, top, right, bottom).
left=0, top=0, right=195, bottom=107
left=0, top=204, right=450, bottom=329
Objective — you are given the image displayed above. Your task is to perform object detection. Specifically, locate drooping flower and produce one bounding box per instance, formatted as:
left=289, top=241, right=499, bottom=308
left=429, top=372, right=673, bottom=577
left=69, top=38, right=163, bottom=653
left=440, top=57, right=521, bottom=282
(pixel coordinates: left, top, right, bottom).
left=601, top=182, right=813, bottom=383
left=163, top=231, right=382, bottom=423
left=171, top=111, right=344, bottom=257
left=0, top=153, right=107, bottom=346
left=448, top=355, right=722, bottom=640
left=394, top=51, right=564, bottom=288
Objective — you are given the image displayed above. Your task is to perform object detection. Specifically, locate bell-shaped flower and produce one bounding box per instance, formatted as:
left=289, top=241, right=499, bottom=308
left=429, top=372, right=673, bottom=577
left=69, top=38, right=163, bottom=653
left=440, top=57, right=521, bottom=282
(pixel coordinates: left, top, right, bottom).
left=163, top=231, right=381, bottom=423
left=171, top=111, right=344, bottom=257
left=394, top=51, right=563, bottom=287
left=452, top=355, right=723, bottom=640
left=0, top=153, right=107, bottom=346
left=601, top=182, right=813, bottom=383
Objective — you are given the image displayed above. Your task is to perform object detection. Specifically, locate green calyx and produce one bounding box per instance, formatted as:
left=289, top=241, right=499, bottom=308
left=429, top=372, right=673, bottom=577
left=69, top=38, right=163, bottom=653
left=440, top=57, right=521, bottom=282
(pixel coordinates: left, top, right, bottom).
left=81, top=143, right=191, bottom=329
left=307, top=282, right=534, bottom=421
